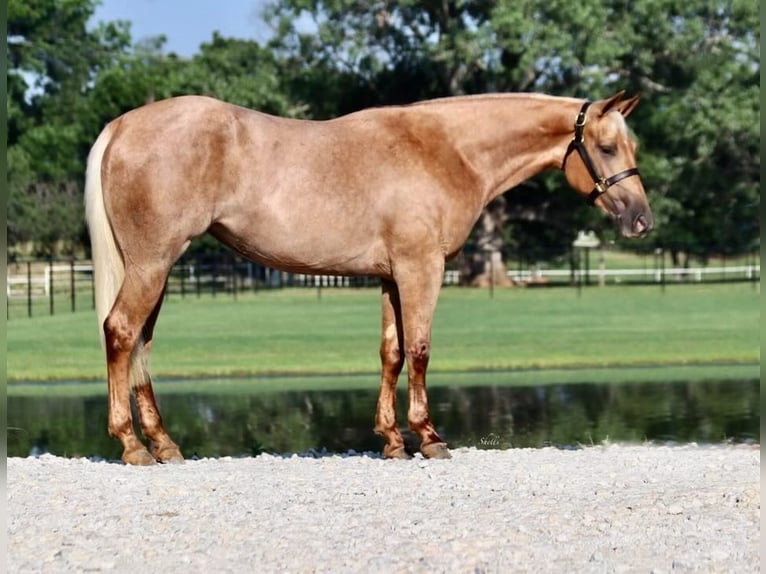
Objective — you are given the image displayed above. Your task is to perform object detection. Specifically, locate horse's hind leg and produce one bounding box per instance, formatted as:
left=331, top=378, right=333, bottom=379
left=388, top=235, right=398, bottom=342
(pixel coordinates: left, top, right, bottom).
left=374, top=280, right=410, bottom=459
left=104, top=264, right=171, bottom=465
left=132, top=288, right=184, bottom=463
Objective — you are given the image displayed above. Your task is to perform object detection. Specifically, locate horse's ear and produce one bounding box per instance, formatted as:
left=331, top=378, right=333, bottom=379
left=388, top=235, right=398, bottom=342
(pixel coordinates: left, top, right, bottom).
left=614, top=94, right=640, bottom=118
left=597, top=91, right=626, bottom=115
left=598, top=91, right=640, bottom=117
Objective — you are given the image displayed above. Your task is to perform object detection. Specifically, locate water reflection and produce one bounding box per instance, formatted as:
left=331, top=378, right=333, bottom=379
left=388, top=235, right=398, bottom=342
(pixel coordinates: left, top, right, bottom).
left=7, top=379, right=759, bottom=460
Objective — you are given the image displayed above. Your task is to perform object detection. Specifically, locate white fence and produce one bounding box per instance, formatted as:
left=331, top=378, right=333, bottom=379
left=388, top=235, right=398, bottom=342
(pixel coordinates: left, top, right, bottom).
left=6, top=263, right=94, bottom=297
left=506, top=264, right=760, bottom=285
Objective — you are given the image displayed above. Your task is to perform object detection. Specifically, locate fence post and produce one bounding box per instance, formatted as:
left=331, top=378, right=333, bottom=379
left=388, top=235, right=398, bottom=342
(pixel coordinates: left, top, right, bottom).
left=488, top=250, right=494, bottom=299
left=26, top=261, right=32, bottom=318
left=211, top=258, right=217, bottom=298
left=180, top=259, right=186, bottom=298
left=196, top=254, right=201, bottom=298
left=70, top=258, right=76, bottom=312
left=48, top=256, right=55, bottom=315
left=752, top=250, right=758, bottom=290
left=231, top=255, right=237, bottom=300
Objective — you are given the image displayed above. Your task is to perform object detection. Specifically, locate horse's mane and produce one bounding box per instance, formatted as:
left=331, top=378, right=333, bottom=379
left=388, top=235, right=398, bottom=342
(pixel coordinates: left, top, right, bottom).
left=403, top=92, right=583, bottom=108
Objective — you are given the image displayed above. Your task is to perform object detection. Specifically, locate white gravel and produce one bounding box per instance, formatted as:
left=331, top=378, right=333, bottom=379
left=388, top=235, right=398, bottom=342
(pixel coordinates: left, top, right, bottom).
left=7, top=444, right=760, bottom=573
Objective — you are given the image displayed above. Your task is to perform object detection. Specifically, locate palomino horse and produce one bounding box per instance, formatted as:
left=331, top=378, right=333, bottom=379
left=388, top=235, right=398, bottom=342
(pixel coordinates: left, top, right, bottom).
left=85, top=91, right=652, bottom=465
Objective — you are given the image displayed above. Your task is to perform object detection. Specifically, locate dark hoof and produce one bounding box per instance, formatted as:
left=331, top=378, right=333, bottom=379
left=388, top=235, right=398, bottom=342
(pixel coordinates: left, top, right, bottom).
left=421, top=442, right=451, bottom=459
left=383, top=445, right=413, bottom=460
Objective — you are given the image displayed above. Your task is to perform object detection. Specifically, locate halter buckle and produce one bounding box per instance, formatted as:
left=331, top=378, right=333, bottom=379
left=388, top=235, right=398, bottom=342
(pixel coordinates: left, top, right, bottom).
left=574, top=111, right=587, bottom=130
left=573, top=103, right=589, bottom=141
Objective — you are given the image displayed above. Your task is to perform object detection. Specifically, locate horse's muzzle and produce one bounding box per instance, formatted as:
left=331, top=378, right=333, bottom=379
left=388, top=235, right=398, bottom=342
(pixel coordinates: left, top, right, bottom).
left=632, top=213, right=652, bottom=236
left=597, top=190, right=653, bottom=238
left=618, top=210, right=653, bottom=238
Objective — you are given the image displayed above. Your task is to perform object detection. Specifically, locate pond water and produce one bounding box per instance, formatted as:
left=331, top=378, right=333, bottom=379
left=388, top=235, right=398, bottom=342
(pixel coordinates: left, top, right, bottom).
left=7, top=377, right=759, bottom=460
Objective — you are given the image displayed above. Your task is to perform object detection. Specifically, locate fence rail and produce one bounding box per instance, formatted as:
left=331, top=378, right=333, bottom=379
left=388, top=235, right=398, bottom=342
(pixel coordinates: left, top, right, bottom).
left=6, top=254, right=760, bottom=319
left=508, top=264, right=761, bottom=284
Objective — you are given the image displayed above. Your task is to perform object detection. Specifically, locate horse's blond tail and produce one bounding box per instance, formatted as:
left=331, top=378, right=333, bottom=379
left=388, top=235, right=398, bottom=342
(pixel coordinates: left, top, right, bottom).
left=85, top=123, right=146, bottom=388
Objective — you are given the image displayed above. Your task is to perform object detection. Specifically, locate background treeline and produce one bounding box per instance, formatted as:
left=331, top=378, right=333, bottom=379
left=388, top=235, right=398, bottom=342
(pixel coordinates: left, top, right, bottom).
left=7, top=0, right=760, bottom=272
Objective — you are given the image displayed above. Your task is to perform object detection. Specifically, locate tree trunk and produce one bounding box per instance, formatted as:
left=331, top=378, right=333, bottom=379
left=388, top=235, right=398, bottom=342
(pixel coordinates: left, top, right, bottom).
left=461, top=196, right=513, bottom=287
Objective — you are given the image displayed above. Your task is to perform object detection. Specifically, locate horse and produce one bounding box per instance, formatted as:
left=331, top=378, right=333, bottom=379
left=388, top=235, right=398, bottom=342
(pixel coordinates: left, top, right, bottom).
left=85, top=91, right=653, bottom=465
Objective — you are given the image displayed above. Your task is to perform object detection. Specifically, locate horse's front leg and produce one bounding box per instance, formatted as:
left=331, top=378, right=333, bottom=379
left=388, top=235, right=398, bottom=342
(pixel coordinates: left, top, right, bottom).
left=373, top=280, right=410, bottom=459
left=395, top=258, right=451, bottom=460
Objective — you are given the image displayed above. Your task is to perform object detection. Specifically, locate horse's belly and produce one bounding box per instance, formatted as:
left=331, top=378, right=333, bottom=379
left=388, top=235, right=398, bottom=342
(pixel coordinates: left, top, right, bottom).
left=209, top=215, right=390, bottom=277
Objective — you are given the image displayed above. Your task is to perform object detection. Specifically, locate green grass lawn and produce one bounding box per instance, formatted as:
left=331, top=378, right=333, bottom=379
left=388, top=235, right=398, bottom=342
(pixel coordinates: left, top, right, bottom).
left=6, top=283, right=760, bottom=382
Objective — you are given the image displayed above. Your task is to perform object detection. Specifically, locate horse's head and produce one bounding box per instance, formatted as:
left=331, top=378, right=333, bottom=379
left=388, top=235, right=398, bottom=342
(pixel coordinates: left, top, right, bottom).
left=562, top=92, right=653, bottom=238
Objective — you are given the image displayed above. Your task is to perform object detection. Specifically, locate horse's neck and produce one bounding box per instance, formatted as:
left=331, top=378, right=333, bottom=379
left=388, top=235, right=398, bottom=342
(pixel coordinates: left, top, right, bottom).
left=416, top=95, right=582, bottom=204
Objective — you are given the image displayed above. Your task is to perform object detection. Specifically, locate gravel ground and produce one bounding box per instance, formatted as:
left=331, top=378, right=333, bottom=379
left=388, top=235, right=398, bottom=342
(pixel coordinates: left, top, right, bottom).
left=7, top=444, right=760, bottom=573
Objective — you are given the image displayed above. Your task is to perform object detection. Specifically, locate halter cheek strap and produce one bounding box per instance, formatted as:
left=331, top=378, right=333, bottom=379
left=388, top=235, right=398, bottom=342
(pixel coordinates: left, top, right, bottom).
left=564, top=101, right=640, bottom=205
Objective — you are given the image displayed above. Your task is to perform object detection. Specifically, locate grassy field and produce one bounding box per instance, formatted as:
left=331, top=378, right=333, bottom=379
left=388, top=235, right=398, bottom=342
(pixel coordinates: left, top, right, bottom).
left=6, top=283, right=760, bottom=382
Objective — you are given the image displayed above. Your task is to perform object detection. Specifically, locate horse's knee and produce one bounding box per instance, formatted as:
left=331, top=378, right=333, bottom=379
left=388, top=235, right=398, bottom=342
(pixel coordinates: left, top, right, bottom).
left=103, top=312, right=140, bottom=359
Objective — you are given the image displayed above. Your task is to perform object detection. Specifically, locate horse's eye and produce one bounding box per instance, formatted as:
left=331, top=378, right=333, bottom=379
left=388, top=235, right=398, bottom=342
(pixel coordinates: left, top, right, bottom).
left=599, top=144, right=617, bottom=156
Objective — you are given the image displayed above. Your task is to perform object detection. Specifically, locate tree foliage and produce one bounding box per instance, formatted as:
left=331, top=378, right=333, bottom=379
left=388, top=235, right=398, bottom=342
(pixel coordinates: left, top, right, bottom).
left=8, top=0, right=132, bottom=253
left=6, top=0, right=759, bottom=267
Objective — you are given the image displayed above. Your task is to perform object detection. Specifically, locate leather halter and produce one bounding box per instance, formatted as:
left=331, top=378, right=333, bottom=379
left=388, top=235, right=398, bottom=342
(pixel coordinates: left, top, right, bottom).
left=563, top=101, right=640, bottom=205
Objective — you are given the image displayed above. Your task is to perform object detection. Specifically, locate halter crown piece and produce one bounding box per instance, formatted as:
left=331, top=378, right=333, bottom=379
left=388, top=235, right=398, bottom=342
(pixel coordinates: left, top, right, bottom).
left=564, top=101, right=641, bottom=205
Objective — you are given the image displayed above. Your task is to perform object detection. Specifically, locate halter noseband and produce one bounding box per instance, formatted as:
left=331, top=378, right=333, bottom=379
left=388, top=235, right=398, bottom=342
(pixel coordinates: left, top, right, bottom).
left=564, top=101, right=640, bottom=205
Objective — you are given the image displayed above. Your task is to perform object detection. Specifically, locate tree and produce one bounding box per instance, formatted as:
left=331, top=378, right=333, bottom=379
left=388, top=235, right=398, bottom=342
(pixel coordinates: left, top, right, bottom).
left=630, top=0, right=760, bottom=264
left=7, top=0, right=133, bottom=255
left=171, top=33, right=293, bottom=115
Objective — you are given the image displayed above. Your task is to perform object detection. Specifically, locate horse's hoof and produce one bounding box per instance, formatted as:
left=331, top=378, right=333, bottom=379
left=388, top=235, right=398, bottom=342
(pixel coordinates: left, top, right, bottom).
left=383, top=445, right=413, bottom=460
left=156, top=449, right=185, bottom=464
left=160, top=453, right=185, bottom=464
left=421, top=442, right=452, bottom=459
left=153, top=444, right=185, bottom=464
left=122, top=447, right=157, bottom=466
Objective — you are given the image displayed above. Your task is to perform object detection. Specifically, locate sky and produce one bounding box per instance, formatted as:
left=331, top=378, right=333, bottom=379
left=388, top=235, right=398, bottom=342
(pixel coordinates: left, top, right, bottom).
left=91, top=0, right=272, bottom=56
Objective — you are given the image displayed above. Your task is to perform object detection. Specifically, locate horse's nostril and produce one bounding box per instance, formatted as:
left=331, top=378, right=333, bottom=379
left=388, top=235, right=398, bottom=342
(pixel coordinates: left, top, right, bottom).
left=633, top=214, right=651, bottom=235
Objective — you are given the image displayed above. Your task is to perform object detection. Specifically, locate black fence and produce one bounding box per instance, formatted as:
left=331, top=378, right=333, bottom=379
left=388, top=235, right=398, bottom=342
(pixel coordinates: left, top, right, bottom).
left=165, top=254, right=382, bottom=299
left=6, top=250, right=760, bottom=319
left=6, top=254, right=382, bottom=319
